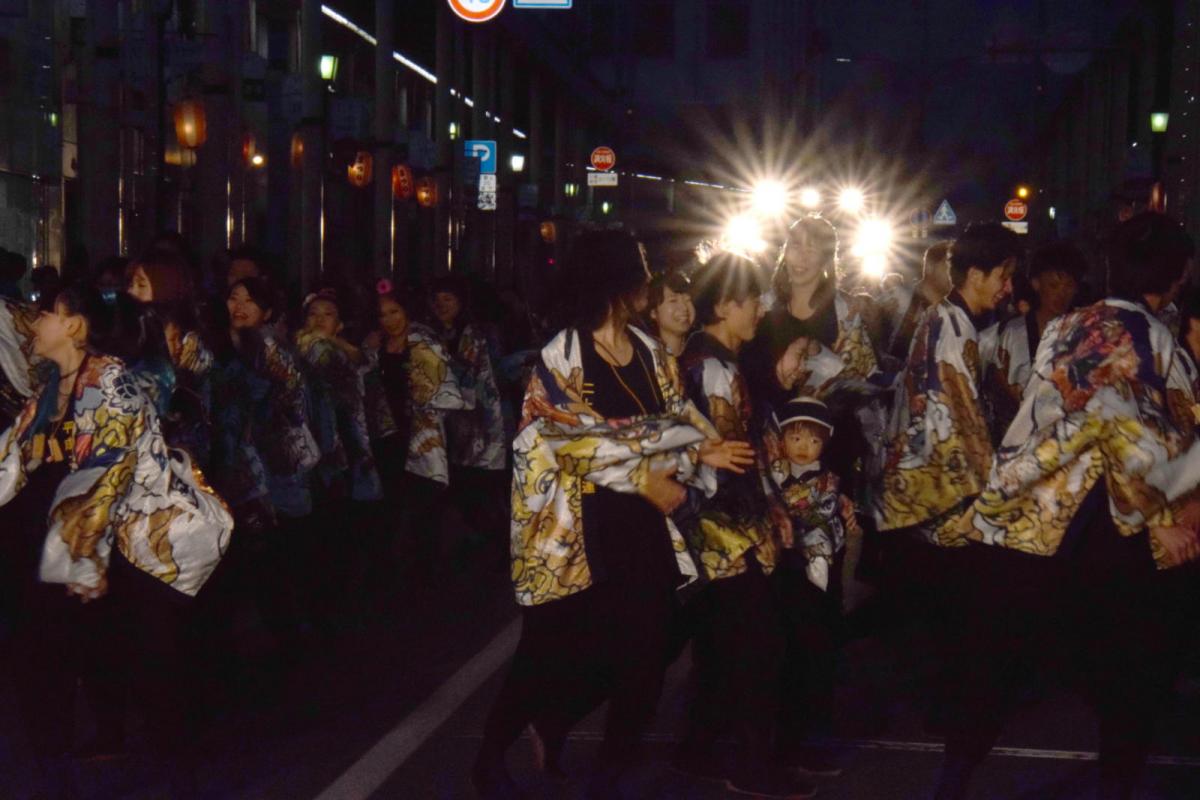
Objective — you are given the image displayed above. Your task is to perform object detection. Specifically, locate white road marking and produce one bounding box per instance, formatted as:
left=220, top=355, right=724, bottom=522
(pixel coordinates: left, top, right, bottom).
left=314, top=618, right=521, bottom=800
left=456, top=732, right=1200, bottom=769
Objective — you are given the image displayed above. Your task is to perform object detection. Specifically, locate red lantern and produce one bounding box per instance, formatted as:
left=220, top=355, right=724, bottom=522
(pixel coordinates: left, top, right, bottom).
left=347, top=150, right=373, bottom=188
left=391, top=164, right=415, bottom=201
left=289, top=133, right=304, bottom=170
left=173, top=99, right=207, bottom=149
left=415, top=176, right=438, bottom=208
left=241, top=133, right=257, bottom=165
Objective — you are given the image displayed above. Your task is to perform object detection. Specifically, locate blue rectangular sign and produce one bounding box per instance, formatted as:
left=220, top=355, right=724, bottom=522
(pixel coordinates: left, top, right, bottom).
left=514, top=0, right=572, bottom=7
left=464, top=140, right=497, bottom=174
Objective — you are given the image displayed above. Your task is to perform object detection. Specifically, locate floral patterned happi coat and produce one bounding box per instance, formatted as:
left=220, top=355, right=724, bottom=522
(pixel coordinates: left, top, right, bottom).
left=441, top=322, right=507, bottom=472
left=511, top=326, right=719, bottom=607
left=363, top=323, right=473, bottom=487
left=959, top=299, right=1200, bottom=568
left=296, top=332, right=382, bottom=502
left=676, top=332, right=777, bottom=582
left=0, top=355, right=232, bottom=596
left=252, top=334, right=320, bottom=517
left=0, top=298, right=38, bottom=425
left=877, top=293, right=995, bottom=544
left=770, top=462, right=861, bottom=591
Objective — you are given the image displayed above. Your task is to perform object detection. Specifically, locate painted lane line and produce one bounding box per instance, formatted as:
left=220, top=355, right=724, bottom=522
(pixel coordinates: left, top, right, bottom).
left=314, top=618, right=521, bottom=800
left=456, top=732, right=1200, bottom=769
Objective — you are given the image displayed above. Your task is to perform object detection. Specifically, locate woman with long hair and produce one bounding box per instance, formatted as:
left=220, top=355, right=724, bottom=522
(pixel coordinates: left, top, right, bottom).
left=363, top=282, right=472, bottom=573
left=295, top=287, right=382, bottom=623
left=125, top=245, right=214, bottom=467
left=428, top=276, right=509, bottom=563
left=0, top=282, right=230, bottom=797
left=742, top=215, right=890, bottom=498
left=208, top=276, right=318, bottom=665
left=472, top=229, right=755, bottom=797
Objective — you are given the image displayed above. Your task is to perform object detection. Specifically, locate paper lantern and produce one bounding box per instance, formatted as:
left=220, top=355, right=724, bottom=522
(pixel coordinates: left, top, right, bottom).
left=290, top=133, right=304, bottom=170
left=391, top=164, right=415, bottom=201
left=241, top=133, right=257, bottom=165
left=539, top=221, right=557, bottom=244
left=173, top=99, right=207, bottom=149
left=415, top=176, right=438, bottom=208
left=347, top=150, right=373, bottom=188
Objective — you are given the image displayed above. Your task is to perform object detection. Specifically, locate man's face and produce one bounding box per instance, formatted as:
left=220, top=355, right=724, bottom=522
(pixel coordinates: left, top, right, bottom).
left=970, top=257, right=1016, bottom=312
left=719, top=294, right=764, bottom=344
left=1032, top=269, right=1078, bottom=318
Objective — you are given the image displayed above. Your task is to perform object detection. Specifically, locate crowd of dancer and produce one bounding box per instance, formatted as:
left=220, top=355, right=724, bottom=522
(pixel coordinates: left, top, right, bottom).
left=0, top=241, right=522, bottom=798
left=473, top=214, right=1200, bottom=800
left=1, top=210, right=1198, bottom=800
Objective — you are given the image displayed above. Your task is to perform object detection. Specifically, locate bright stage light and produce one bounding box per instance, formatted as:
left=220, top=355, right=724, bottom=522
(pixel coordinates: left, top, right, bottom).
left=799, top=187, right=821, bottom=209
left=752, top=180, right=789, bottom=217
left=838, top=187, right=866, bottom=214
left=861, top=253, right=887, bottom=278
left=723, top=214, right=767, bottom=254
left=852, top=218, right=895, bottom=278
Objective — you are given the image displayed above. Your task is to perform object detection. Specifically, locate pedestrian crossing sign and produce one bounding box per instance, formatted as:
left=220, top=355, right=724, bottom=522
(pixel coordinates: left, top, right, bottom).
left=933, top=200, right=957, bottom=226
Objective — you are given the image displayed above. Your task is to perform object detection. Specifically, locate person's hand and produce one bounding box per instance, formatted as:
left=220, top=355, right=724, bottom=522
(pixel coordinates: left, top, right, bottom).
left=642, top=463, right=687, bottom=515
left=775, top=337, right=814, bottom=390
left=67, top=574, right=108, bottom=604
left=1176, top=497, right=1200, bottom=533
left=699, top=439, right=756, bottom=474
left=1151, top=525, right=1200, bottom=567
left=769, top=502, right=794, bottom=548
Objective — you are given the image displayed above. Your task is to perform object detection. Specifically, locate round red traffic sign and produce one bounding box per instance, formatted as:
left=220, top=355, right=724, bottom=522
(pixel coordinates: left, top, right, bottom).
left=591, top=146, right=616, bottom=172
left=1004, top=198, right=1028, bottom=221
left=447, top=0, right=506, bottom=23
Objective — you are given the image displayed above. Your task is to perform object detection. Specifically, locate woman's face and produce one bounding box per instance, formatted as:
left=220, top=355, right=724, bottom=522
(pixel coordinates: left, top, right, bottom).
left=653, top=286, right=695, bottom=338
left=379, top=297, right=408, bottom=338
left=785, top=228, right=828, bottom=287
left=227, top=284, right=267, bottom=330
left=127, top=266, right=153, bottom=303
left=432, top=291, right=462, bottom=327
left=305, top=299, right=340, bottom=337
left=33, top=300, right=80, bottom=358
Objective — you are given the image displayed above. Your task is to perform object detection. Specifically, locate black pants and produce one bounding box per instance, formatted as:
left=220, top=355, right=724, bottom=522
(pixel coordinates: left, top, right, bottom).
left=478, top=579, right=675, bottom=767
left=873, top=531, right=969, bottom=725
left=449, top=464, right=510, bottom=566
left=10, top=554, right=192, bottom=764
left=774, top=563, right=842, bottom=751
left=682, top=564, right=783, bottom=762
left=943, top=531, right=1188, bottom=794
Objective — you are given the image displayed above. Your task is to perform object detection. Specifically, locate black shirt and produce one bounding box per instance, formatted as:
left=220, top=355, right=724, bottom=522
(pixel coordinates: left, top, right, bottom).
left=577, top=330, right=680, bottom=590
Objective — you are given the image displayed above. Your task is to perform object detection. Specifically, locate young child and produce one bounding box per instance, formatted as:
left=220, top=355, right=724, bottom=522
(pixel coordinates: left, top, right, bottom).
left=768, top=396, right=860, bottom=775
left=771, top=397, right=860, bottom=592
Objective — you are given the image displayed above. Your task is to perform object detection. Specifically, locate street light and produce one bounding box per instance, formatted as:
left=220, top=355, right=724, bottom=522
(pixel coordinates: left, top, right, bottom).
left=723, top=214, right=767, bottom=254
left=838, top=187, right=866, bottom=214
left=448, top=121, right=459, bottom=140
left=799, top=187, right=821, bottom=209
left=1016, top=185, right=1031, bottom=200
left=1150, top=112, right=1169, bottom=133
left=510, top=153, right=526, bottom=172
left=319, top=54, right=340, bottom=82
left=752, top=180, right=788, bottom=217
left=250, top=153, right=265, bottom=168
